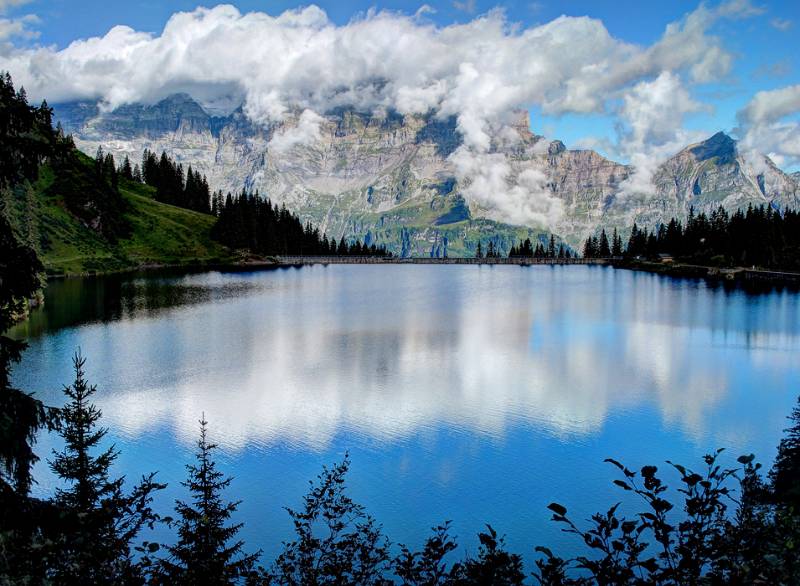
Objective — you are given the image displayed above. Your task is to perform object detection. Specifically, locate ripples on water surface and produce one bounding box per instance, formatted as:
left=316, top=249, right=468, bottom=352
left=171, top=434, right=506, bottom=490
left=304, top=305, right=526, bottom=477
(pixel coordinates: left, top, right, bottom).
left=11, top=265, right=800, bottom=563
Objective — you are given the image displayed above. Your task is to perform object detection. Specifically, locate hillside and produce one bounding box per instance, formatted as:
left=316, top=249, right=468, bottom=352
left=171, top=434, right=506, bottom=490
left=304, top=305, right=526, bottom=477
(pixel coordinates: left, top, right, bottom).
left=3, top=152, right=231, bottom=276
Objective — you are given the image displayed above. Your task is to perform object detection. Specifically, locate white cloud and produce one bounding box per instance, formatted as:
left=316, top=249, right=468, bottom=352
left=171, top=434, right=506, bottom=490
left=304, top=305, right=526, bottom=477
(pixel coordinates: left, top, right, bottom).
left=737, top=84, right=800, bottom=168
left=414, top=4, right=437, bottom=18
left=450, top=148, right=564, bottom=227
left=453, top=0, right=477, bottom=14
left=770, top=17, right=793, bottom=31
left=0, top=2, right=747, bottom=121
left=616, top=72, right=708, bottom=197
left=267, top=108, right=325, bottom=154
left=0, top=0, right=761, bottom=221
left=0, top=0, right=32, bottom=13
left=739, top=84, right=800, bottom=126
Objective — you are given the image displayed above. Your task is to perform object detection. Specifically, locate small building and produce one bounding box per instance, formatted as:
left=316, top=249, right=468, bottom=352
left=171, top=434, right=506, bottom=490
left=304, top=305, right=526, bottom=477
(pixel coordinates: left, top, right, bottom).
left=657, top=253, right=674, bottom=264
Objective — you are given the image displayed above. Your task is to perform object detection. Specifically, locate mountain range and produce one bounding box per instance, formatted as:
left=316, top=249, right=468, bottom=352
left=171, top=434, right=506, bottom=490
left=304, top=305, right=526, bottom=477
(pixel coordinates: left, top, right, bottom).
left=54, top=94, right=800, bottom=256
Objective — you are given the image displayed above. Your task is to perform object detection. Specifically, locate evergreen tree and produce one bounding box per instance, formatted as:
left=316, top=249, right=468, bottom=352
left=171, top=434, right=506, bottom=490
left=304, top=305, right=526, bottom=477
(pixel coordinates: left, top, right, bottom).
left=0, top=214, right=54, bottom=584
left=119, top=155, right=133, bottom=181
left=611, top=228, right=623, bottom=257
left=476, top=241, right=483, bottom=259
left=598, top=229, right=611, bottom=257
left=0, top=214, right=47, bottom=494
left=211, top=190, right=389, bottom=258
left=582, top=236, right=598, bottom=259
left=548, top=234, right=556, bottom=259
left=48, top=353, right=165, bottom=585
left=770, top=396, right=800, bottom=510
left=157, top=416, right=259, bottom=585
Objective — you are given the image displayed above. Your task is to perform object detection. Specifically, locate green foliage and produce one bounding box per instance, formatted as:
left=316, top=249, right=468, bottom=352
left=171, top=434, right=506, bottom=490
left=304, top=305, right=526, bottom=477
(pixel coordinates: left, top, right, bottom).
left=212, top=191, right=390, bottom=257
left=534, top=450, right=800, bottom=585
left=624, top=204, right=800, bottom=269
left=509, top=236, right=572, bottom=259
left=0, top=72, right=55, bottom=189
left=395, top=522, right=459, bottom=585
left=771, top=396, right=800, bottom=511
left=49, top=146, right=130, bottom=242
left=0, top=212, right=56, bottom=586
left=155, top=416, right=259, bottom=585
left=269, top=455, right=391, bottom=585
left=451, top=525, right=525, bottom=585
left=141, top=149, right=212, bottom=214
left=47, top=353, right=165, bottom=585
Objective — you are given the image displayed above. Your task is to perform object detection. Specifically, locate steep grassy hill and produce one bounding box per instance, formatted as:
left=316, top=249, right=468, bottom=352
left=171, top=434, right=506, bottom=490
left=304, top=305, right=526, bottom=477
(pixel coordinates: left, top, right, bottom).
left=3, top=153, right=232, bottom=276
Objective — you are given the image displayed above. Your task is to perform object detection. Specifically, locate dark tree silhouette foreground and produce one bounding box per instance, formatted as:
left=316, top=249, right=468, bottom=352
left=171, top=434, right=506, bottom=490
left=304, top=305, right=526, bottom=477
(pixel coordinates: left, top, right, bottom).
left=771, top=396, right=800, bottom=511
left=155, top=415, right=259, bottom=585
left=270, top=455, right=391, bottom=585
left=48, top=353, right=165, bottom=585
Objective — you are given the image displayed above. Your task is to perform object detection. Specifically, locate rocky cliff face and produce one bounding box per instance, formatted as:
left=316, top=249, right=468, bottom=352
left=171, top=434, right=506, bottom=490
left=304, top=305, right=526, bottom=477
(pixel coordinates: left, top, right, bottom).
left=54, top=95, right=799, bottom=255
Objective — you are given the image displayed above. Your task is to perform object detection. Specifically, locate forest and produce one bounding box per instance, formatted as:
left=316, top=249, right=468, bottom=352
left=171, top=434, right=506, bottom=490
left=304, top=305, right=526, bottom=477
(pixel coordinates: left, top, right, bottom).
left=210, top=191, right=391, bottom=258
left=581, top=207, right=800, bottom=270
left=507, top=235, right=573, bottom=260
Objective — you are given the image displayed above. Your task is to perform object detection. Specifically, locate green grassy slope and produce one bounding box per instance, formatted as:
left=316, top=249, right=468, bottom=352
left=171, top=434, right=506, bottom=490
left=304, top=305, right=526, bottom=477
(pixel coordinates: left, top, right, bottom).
left=4, top=157, right=232, bottom=276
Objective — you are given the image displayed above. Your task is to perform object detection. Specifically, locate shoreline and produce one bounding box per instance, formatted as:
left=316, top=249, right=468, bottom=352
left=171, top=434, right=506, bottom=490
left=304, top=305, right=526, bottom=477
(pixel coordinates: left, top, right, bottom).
left=39, top=256, right=800, bottom=287
left=614, top=259, right=800, bottom=286
left=41, top=256, right=608, bottom=280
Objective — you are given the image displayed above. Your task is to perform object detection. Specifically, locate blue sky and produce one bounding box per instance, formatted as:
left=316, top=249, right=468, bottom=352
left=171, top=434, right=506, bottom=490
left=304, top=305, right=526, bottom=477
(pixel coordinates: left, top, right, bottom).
left=2, top=0, right=800, bottom=167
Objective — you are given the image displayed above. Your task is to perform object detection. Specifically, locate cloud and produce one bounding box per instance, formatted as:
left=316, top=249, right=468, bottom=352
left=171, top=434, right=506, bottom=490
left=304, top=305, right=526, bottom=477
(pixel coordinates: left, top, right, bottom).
left=0, top=13, right=37, bottom=45
left=267, top=108, right=326, bottom=154
left=738, top=84, right=800, bottom=167
left=0, top=0, right=32, bottom=13
left=753, top=59, right=791, bottom=79
left=414, top=4, right=436, bottom=18
left=0, top=0, right=761, bottom=222
left=616, top=72, right=708, bottom=197
left=453, top=0, right=477, bottom=14
left=739, top=84, right=800, bottom=126
left=450, top=148, right=564, bottom=227
left=0, top=2, right=748, bottom=118
left=770, top=17, right=792, bottom=31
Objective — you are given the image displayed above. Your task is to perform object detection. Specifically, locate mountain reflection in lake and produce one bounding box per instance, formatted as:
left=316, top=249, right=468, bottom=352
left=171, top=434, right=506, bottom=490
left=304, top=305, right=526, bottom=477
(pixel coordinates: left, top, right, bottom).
left=12, top=265, right=800, bottom=563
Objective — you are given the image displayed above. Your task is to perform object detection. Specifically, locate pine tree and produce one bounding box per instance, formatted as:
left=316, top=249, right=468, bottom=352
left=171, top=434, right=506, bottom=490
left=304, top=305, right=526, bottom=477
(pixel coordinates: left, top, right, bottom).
left=49, top=353, right=165, bottom=584
left=582, top=236, right=597, bottom=259
left=157, top=416, right=259, bottom=585
left=598, top=229, right=611, bottom=258
left=770, top=396, right=800, bottom=510
left=119, top=155, right=133, bottom=181
left=548, top=234, right=556, bottom=258
left=611, top=228, right=623, bottom=257
left=0, top=214, right=53, bottom=584
left=0, top=214, right=47, bottom=494
left=476, top=241, right=483, bottom=259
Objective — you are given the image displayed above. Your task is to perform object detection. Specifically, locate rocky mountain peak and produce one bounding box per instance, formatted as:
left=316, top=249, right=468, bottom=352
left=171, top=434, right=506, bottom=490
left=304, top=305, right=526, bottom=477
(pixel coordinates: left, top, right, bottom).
left=688, top=131, right=737, bottom=165
left=510, top=109, right=533, bottom=139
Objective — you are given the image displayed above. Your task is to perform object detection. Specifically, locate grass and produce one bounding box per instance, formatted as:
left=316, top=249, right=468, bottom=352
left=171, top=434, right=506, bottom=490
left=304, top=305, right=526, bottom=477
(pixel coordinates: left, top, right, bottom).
left=14, top=164, right=232, bottom=276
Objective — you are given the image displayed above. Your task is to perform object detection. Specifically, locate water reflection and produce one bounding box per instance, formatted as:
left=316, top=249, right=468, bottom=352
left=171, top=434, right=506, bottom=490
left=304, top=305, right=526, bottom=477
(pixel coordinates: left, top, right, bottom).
left=14, top=266, right=800, bottom=454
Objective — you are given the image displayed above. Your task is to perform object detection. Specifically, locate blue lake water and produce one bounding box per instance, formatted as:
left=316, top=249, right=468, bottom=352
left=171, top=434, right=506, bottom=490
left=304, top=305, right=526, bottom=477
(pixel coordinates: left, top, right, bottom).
left=11, top=265, right=800, bottom=568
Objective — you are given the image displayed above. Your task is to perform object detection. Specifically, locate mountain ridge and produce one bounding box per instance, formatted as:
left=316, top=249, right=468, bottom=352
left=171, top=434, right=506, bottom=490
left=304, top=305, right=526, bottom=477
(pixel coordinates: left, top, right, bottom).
left=53, top=95, right=800, bottom=255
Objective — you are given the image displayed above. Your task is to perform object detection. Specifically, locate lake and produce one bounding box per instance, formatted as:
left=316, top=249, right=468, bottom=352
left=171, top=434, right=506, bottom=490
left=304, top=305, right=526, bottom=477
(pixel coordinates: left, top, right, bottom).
left=11, top=264, right=800, bottom=567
